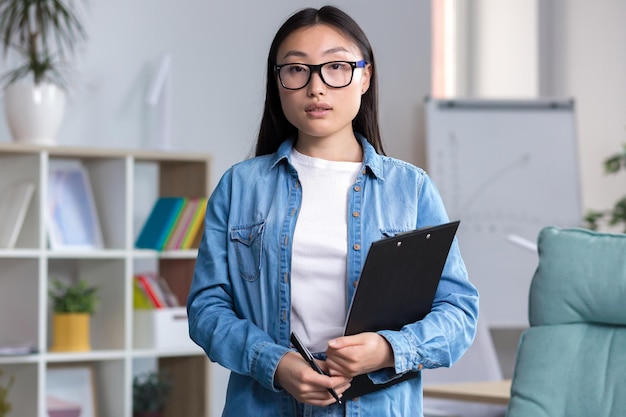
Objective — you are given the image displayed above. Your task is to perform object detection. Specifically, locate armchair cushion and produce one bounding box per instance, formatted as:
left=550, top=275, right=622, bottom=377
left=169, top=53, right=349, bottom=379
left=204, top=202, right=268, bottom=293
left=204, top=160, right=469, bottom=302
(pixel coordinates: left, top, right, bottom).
left=506, top=227, right=626, bottom=417
left=529, top=226, right=626, bottom=326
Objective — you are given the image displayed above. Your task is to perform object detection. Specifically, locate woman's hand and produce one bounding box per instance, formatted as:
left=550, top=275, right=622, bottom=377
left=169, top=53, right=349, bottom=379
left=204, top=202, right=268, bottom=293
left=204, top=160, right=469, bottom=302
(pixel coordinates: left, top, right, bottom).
left=275, top=351, right=351, bottom=406
left=324, top=332, right=395, bottom=377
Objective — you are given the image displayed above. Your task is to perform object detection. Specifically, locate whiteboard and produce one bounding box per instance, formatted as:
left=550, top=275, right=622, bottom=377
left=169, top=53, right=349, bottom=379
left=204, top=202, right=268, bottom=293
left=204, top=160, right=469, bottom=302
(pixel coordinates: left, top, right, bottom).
left=425, top=98, right=582, bottom=327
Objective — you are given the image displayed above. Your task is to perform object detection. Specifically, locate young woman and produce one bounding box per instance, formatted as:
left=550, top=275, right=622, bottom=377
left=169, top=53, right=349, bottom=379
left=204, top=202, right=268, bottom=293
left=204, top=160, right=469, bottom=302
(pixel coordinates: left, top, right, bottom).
left=187, top=6, right=478, bottom=417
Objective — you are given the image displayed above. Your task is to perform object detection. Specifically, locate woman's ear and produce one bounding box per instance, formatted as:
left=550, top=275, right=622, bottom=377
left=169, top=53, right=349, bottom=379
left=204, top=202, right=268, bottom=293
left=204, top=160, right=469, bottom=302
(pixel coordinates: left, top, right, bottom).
left=360, top=63, right=372, bottom=95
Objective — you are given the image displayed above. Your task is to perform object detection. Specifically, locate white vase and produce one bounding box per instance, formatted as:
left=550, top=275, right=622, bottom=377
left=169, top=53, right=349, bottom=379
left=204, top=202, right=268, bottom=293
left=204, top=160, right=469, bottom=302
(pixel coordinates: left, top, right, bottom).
left=3, top=81, right=66, bottom=145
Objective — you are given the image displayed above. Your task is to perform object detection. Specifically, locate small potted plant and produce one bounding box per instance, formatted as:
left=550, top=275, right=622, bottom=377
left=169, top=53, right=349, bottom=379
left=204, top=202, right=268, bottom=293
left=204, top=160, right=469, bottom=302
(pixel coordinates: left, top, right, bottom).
left=584, top=143, right=626, bottom=233
left=0, top=369, right=15, bottom=417
left=132, top=370, right=172, bottom=417
left=48, top=278, right=98, bottom=352
left=0, top=0, right=87, bottom=144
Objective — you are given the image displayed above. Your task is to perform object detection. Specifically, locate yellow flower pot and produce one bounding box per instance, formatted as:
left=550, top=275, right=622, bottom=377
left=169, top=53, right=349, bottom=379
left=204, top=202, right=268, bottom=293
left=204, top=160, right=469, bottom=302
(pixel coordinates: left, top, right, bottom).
left=50, top=313, right=91, bottom=352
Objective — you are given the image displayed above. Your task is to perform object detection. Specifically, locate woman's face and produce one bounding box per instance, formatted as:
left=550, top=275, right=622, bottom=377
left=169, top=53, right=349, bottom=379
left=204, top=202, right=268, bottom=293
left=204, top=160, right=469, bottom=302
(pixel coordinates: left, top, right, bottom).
left=276, top=24, right=371, bottom=144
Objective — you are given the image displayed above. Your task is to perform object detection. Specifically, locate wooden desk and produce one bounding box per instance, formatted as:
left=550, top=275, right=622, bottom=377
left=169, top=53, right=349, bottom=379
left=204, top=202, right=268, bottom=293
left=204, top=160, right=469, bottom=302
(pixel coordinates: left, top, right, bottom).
left=423, top=379, right=512, bottom=405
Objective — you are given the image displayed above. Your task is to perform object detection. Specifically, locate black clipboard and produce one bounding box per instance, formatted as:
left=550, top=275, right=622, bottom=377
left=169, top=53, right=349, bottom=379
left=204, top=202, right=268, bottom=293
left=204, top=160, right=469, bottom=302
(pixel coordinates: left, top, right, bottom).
left=341, top=220, right=460, bottom=400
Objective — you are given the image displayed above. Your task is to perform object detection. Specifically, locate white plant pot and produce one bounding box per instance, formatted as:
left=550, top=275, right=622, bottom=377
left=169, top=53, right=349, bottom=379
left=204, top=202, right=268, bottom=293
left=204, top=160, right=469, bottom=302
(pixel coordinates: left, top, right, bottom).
left=3, top=81, right=66, bottom=145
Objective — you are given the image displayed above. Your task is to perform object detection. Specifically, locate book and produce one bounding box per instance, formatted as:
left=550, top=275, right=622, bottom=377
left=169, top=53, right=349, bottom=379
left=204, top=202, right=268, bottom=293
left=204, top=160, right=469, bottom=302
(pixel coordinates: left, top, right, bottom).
left=133, top=277, right=155, bottom=310
left=164, top=198, right=198, bottom=250
left=144, top=272, right=171, bottom=307
left=135, top=274, right=165, bottom=308
left=180, top=198, right=207, bottom=249
left=0, top=341, right=37, bottom=355
left=156, top=198, right=186, bottom=250
left=0, top=181, right=35, bottom=249
left=135, top=197, right=185, bottom=250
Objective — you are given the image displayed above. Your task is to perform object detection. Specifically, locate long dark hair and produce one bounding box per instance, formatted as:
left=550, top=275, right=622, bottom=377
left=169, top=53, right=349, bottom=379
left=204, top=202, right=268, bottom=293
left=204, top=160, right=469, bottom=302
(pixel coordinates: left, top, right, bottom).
left=255, top=5, right=385, bottom=156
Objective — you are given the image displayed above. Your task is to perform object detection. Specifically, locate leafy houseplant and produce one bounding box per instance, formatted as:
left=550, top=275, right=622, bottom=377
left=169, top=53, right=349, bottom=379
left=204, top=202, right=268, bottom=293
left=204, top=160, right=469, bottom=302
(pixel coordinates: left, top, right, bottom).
left=0, top=0, right=86, bottom=87
left=49, top=279, right=98, bottom=314
left=0, top=0, right=87, bottom=144
left=48, top=279, right=98, bottom=352
left=132, top=371, right=172, bottom=417
left=584, top=143, right=626, bottom=233
left=0, top=369, right=15, bottom=417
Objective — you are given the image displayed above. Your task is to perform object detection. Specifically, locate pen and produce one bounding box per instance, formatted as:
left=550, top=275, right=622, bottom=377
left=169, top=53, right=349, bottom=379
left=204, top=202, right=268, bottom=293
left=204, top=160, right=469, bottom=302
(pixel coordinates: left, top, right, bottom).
left=290, top=332, right=342, bottom=404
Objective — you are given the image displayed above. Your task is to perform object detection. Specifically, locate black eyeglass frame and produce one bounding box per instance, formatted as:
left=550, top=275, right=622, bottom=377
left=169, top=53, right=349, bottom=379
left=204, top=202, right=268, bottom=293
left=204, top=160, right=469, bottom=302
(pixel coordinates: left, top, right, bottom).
left=274, top=59, right=368, bottom=90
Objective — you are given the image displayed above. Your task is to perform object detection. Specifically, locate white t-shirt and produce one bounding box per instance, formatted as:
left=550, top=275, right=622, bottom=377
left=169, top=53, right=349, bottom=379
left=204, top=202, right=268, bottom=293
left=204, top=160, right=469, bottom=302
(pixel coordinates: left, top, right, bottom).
left=289, top=148, right=362, bottom=352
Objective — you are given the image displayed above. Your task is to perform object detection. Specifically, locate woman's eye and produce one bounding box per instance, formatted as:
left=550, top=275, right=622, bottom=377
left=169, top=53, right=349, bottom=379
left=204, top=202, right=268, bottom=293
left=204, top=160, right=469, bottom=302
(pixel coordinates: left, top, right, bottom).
left=328, top=62, right=347, bottom=71
left=289, top=65, right=308, bottom=74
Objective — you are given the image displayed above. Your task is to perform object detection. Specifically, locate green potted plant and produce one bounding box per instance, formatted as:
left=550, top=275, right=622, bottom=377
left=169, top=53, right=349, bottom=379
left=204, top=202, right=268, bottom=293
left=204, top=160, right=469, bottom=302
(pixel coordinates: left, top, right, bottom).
left=0, top=0, right=87, bottom=145
left=0, top=369, right=15, bottom=417
left=132, top=370, right=172, bottom=417
left=48, top=278, right=98, bottom=352
left=584, top=143, right=626, bottom=233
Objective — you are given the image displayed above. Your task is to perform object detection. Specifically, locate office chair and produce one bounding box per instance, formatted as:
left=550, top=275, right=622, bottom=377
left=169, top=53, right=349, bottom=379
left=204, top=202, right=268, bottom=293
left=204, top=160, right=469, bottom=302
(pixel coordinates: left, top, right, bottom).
left=506, top=226, right=626, bottom=417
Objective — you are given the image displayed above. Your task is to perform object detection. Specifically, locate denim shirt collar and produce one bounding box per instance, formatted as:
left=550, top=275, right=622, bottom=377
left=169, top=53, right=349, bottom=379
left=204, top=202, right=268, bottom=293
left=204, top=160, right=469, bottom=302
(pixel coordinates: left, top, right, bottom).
left=269, top=133, right=384, bottom=180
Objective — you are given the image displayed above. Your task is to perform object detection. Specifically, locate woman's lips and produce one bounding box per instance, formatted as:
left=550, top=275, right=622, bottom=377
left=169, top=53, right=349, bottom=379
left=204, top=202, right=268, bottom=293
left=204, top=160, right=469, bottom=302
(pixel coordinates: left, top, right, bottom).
left=305, top=103, right=332, bottom=118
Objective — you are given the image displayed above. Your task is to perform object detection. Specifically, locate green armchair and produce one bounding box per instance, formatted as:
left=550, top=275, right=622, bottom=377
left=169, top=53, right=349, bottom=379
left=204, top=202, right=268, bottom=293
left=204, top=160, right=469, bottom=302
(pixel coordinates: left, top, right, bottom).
left=506, top=226, right=626, bottom=417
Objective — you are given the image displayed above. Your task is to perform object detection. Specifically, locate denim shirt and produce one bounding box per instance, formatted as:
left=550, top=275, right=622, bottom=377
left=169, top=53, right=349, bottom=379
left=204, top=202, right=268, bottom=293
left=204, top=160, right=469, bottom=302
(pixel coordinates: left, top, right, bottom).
left=187, top=135, right=479, bottom=417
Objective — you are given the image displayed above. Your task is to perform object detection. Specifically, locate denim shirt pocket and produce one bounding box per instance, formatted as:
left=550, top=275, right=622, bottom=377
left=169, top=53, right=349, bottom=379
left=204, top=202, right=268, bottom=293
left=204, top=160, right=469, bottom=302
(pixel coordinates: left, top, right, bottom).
left=230, top=221, right=265, bottom=282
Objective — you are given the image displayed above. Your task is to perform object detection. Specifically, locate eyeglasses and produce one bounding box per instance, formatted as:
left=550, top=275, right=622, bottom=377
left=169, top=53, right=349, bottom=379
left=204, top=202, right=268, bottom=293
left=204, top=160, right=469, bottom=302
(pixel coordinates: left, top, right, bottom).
left=274, top=60, right=367, bottom=90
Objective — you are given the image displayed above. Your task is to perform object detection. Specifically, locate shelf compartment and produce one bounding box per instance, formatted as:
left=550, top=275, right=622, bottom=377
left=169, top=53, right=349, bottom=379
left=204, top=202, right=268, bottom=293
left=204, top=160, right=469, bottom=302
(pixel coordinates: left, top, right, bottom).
left=45, top=359, right=125, bottom=417
left=0, top=259, right=39, bottom=355
left=132, top=158, right=209, bottom=250
left=133, top=256, right=196, bottom=311
left=0, top=153, right=41, bottom=249
left=132, top=355, right=208, bottom=417
left=0, top=362, right=38, bottom=416
left=47, top=156, right=128, bottom=251
left=47, top=259, right=126, bottom=352
left=159, top=356, right=208, bottom=417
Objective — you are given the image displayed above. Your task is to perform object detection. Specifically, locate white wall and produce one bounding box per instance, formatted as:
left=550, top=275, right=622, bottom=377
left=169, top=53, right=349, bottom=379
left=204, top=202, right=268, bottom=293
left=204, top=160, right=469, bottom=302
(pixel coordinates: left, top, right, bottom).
left=464, top=0, right=538, bottom=97
left=0, top=0, right=432, bottom=183
left=545, top=0, right=626, bottom=217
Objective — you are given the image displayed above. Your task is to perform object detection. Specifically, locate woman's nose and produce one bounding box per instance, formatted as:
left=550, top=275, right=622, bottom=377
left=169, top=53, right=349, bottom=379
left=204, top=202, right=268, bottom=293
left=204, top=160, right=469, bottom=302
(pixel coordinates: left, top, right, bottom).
left=307, top=71, right=326, bottom=95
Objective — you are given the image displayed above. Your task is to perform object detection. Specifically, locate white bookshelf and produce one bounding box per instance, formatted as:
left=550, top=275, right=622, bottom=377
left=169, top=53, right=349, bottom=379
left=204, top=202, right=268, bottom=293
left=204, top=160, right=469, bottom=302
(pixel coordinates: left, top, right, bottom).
left=0, top=143, right=211, bottom=417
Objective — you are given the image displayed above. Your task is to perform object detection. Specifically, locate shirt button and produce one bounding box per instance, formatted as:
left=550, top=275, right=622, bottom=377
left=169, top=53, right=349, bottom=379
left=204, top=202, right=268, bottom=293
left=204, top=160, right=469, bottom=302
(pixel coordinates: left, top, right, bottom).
left=353, top=243, right=361, bottom=250
left=352, top=211, right=360, bottom=217
left=353, top=280, right=358, bottom=288
left=418, top=364, right=423, bottom=370
left=353, top=185, right=361, bottom=192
